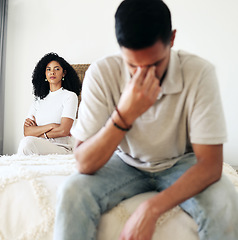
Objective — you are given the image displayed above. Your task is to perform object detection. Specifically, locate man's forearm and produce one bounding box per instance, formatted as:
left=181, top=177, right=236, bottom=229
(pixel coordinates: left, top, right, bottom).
left=74, top=112, right=128, bottom=174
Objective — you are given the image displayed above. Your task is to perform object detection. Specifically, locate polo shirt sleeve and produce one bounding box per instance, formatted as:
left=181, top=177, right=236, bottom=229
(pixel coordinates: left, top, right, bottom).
left=61, top=91, right=78, bottom=121
left=189, top=65, right=227, bottom=144
left=71, top=64, right=110, bottom=141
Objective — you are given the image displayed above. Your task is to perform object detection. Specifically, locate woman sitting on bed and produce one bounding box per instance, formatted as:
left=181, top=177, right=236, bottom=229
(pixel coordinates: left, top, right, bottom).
left=17, top=52, right=81, bottom=155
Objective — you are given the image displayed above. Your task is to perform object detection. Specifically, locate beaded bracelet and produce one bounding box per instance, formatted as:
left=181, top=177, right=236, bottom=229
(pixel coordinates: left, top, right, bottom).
left=111, top=117, right=131, bottom=131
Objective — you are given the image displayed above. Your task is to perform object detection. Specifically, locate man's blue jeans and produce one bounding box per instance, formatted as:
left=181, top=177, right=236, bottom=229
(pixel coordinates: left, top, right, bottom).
left=53, top=153, right=238, bottom=240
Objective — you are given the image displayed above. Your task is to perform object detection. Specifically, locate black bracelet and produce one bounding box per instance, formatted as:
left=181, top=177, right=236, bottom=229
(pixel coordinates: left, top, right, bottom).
left=115, top=106, right=131, bottom=129
left=111, top=117, right=131, bottom=131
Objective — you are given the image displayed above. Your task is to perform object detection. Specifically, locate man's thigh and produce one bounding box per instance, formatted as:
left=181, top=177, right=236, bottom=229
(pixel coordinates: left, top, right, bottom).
left=154, top=152, right=197, bottom=190
left=60, top=153, right=152, bottom=213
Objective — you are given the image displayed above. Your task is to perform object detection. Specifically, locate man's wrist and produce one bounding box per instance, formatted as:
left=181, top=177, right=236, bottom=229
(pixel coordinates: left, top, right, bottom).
left=111, top=117, right=132, bottom=131
left=114, top=106, right=136, bottom=126
left=111, top=106, right=133, bottom=131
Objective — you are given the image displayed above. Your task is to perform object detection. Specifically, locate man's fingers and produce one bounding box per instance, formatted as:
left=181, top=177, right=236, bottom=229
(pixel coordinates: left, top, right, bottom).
left=131, top=67, right=148, bottom=86
left=143, top=66, right=156, bottom=90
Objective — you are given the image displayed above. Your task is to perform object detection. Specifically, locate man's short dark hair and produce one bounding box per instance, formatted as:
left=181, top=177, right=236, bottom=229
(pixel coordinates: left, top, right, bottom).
left=115, top=0, right=172, bottom=49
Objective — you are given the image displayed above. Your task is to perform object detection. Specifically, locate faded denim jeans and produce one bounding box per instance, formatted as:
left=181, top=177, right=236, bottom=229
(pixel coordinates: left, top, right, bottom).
left=53, top=153, right=238, bottom=240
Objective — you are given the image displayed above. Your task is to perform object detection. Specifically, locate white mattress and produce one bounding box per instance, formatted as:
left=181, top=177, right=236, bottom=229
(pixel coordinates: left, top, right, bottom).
left=0, top=154, right=237, bottom=240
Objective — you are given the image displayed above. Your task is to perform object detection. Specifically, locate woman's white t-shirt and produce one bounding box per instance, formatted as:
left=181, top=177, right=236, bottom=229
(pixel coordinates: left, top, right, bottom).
left=27, top=87, right=78, bottom=125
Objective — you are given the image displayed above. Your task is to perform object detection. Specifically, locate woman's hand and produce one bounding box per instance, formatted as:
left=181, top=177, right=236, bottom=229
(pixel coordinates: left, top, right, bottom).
left=24, top=117, right=72, bottom=138
left=24, top=116, right=37, bottom=127
left=23, top=116, right=54, bottom=137
left=45, top=118, right=74, bottom=138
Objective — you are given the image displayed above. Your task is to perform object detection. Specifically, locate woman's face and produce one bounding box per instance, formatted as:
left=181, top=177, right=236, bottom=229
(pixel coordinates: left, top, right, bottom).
left=45, top=61, right=65, bottom=90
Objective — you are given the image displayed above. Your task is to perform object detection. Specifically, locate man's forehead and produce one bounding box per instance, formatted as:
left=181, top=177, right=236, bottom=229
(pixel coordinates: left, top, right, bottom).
left=126, top=58, right=166, bottom=68
left=121, top=40, right=169, bottom=67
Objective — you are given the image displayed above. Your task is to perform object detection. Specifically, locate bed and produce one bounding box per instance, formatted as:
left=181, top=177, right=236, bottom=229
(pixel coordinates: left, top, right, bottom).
left=1, top=64, right=238, bottom=240
left=0, top=153, right=238, bottom=240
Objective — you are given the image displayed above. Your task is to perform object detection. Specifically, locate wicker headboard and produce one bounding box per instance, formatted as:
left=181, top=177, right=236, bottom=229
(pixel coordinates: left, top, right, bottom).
left=71, top=64, right=90, bottom=104
left=71, top=64, right=90, bottom=83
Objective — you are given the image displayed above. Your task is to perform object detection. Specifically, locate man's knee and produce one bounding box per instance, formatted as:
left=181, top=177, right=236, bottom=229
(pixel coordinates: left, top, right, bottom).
left=197, top=174, right=238, bottom=210
left=57, top=173, right=101, bottom=217
left=57, top=173, right=95, bottom=203
left=181, top=174, right=238, bottom=223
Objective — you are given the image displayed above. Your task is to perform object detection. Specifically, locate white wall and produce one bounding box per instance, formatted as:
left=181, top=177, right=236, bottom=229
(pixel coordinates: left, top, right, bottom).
left=168, top=0, right=238, bottom=167
left=4, top=0, right=122, bottom=154
left=4, top=0, right=238, bottom=167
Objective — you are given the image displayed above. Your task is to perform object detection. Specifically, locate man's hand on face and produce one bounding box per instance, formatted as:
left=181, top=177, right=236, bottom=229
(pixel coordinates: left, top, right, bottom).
left=117, top=66, right=161, bottom=125
left=119, top=200, right=157, bottom=240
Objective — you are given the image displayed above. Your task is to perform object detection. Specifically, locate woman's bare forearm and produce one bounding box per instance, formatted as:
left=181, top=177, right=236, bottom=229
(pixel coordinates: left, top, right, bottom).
left=46, top=118, right=74, bottom=138
left=24, top=124, right=53, bottom=137
left=24, top=117, right=73, bottom=138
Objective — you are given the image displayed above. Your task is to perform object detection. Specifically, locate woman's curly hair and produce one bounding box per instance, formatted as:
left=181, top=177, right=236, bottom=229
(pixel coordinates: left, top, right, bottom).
left=32, top=52, right=81, bottom=99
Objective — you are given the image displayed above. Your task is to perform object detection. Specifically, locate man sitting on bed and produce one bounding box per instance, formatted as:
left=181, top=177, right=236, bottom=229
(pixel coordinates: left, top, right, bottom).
left=54, top=0, right=238, bottom=239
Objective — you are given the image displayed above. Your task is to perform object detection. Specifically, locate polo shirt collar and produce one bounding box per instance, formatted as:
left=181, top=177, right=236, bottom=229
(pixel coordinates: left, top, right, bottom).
left=161, top=50, right=183, bottom=95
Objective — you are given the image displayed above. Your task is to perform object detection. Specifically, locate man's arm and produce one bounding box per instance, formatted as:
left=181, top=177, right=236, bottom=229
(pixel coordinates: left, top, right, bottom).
left=74, top=66, right=161, bottom=174
left=119, top=144, right=223, bottom=240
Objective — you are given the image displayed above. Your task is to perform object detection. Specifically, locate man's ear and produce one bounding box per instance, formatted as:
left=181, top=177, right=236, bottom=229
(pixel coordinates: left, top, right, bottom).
left=170, top=29, right=176, bottom=47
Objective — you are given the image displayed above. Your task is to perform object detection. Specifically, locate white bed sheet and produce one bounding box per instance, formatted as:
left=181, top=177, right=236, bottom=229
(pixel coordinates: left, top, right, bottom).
left=0, top=154, right=237, bottom=240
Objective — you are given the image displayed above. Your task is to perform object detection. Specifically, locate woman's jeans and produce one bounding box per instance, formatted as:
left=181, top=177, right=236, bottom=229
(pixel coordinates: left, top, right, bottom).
left=53, top=153, right=238, bottom=240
